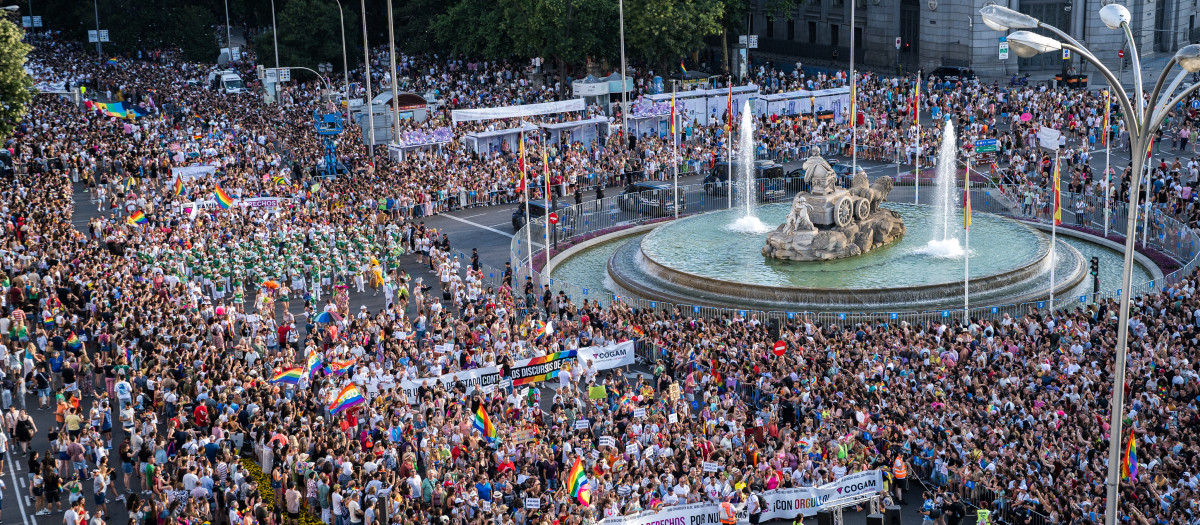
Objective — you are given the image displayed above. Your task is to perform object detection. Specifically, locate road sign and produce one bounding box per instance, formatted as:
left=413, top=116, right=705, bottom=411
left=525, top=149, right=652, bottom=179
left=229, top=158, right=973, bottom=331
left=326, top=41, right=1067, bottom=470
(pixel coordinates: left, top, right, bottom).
left=895, top=37, right=901, bottom=50
left=99, top=30, right=109, bottom=42
left=772, top=341, right=787, bottom=357
left=21, top=17, right=29, bottom=28
left=87, top=30, right=97, bottom=42
left=1118, top=50, right=1125, bottom=58
left=1193, top=100, right=1200, bottom=110
left=999, top=37, right=1009, bottom=60
left=230, top=46, right=241, bottom=61
left=32, top=16, right=41, bottom=28
left=1062, top=48, right=1070, bottom=60
left=748, top=35, right=758, bottom=49
left=974, top=139, right=998, bottom=153
left=547, top=212, right=559, bottom=225
left=278, top=68, right=291, bottom=82
left=265, top=68, right=278, bottom=83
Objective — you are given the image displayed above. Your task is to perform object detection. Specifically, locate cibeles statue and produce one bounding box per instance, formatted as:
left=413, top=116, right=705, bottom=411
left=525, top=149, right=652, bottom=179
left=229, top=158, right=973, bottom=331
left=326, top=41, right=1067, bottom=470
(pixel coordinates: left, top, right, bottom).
left=802, top=147, right=838, bottom=196
left=763, top=150, right=905, bottom=261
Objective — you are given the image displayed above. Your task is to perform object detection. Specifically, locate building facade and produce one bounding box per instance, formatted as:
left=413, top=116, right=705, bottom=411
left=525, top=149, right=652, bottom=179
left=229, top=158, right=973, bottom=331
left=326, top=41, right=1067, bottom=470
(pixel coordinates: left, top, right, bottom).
left=743, top=0, right=1200, bottom=80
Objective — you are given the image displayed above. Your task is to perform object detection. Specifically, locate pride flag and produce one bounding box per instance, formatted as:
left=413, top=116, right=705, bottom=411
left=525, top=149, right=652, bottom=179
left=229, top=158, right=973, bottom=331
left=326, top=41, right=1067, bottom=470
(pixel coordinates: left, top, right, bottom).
left=511, top=350, right=577, bottom=386
left=173, top=175, right=184, bottom=197
left=214, top=184, right=234, bottom=209
left=329, top=383, right=365, bottom=415
left=106, top=57, right=118, bottom=66
left=1122, top=429, right=1138, bottom=480
left=567, top=457, right=591, bottom=507
left=65, top=332, right=82, bottom=350
left=270, top=368, right=304, bottom=385
left=325, top=358, right=356, bottom=375
left=1052, top=157, right=1062, bottom=226
left=679, top=59, right=687, bottom=75
left=306, top=349, right=322, bottom=379
left=127, top=211, right=148, bottom=225
left=473, top=405, right=497, bottom=442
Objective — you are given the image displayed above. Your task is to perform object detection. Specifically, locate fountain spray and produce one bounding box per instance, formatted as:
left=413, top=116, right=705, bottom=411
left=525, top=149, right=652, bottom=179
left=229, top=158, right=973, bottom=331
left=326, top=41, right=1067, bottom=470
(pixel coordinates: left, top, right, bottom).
left=726, top=100, right=771, bottom=233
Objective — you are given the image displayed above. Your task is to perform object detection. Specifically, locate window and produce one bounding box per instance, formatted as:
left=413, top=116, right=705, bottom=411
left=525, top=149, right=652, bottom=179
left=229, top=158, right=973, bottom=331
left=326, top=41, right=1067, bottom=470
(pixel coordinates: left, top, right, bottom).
left=788, top=20, right=796, bottom=41
left=808, top=21, right=817, bottom=43
left=830, top=23, right=840, bottom=46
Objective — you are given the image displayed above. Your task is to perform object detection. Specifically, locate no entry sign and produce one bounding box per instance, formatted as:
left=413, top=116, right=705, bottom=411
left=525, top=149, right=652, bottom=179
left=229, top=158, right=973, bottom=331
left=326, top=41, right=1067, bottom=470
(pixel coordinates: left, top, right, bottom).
left=773, top=341, right=787, bottom=356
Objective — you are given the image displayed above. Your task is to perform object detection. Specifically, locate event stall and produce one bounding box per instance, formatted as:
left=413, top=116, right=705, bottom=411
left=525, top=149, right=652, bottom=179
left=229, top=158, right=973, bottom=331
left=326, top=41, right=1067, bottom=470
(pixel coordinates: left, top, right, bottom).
left=386, top=127, right=453, bottom=161
left=755, top=86, right=852, bottom=123
left=539, top=117, right=610, bottom=150
left=451, top=99, right=586, bottom=126
left=642, top=84, right=758, bottom=129
left=462, top=123, right=540, bottom=154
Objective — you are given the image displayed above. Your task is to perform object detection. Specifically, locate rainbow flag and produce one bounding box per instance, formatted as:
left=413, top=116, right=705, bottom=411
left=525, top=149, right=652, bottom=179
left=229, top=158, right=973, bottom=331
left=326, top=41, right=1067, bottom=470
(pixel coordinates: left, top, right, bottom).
left=270, top=367, right=304, bottom=385
left=670, top=90, right=676, bottom=136
left=272, top=175, right=287, bottom=185
left=567, top=457, right=591, bottom=507
left=65, top=332, right=82, bottom=350
left=127, top=211, right=148, bottom=225
left=529, top=319, right=547, bottom=338
left=214, top=184, right=235, bottom=209
left=679, top=59, right=687, bottom=75
left=511, top=350, right=577, bottom=386
left=1122, top=429, right=1138, bottom=480
left=329, top=383, right=365, bottom=415
left=1102, top=90, right=1111, bottom=147
left=173, top=175, right=184, bottom=197
left=630, top=325, right=645, bottom=338
left=306, top=349, right=322, bottom=378
left=473, top=405, right=497, bottom=442
left=325, top=358, right=356, bottom=375
left=106, top=57, right=118, bottom=66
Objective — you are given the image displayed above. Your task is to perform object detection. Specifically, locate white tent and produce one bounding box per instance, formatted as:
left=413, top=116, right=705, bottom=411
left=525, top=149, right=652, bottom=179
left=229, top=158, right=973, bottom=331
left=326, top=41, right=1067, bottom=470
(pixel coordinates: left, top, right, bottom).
left=539, top=117, right=610, bottom=150
left=463, top=123, right=540, bottom=154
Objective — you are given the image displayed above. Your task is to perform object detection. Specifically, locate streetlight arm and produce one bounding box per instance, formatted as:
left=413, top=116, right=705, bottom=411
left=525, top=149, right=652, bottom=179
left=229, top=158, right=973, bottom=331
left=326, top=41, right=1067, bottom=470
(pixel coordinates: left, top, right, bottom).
left=1148, top=56, right=1181, bottom=113
left=1060, top=43, right=1141, bottom=136
left=1149, top=80, right=1200, bottom=134
left=1150, top=70, right=1188, bottom=126
left=1122, top=22, right=1146, bottom=119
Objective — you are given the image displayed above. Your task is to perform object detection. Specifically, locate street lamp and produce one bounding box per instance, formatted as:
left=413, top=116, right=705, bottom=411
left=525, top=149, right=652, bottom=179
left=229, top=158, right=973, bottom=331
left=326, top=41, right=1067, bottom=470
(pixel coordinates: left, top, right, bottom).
left=979, top=5, right=1200, bottom=525
left=332, top=0, right=350, bottom=121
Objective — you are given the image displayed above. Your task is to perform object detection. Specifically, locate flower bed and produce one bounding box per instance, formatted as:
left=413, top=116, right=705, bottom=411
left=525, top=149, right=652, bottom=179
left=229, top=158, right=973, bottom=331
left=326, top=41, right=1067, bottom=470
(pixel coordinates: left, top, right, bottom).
left=240, top=458, right=325, bottom=525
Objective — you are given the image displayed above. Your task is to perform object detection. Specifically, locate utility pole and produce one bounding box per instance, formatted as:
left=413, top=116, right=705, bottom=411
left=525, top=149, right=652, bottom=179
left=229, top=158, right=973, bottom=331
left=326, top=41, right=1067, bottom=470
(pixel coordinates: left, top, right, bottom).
left=618, top=0, right=628, bottom=143
left=387, top=0, right=400, bottom=146
left=92, top=0, right=101, bottom=60
left=224, top=0, right=233, bottom=62
left=361, top=0, right=375, bottom=157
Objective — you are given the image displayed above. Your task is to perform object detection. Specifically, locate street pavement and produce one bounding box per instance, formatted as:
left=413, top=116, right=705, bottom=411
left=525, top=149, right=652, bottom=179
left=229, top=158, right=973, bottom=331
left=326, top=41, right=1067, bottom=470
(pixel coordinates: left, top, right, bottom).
left=0, top=131, right=1170, bottom=525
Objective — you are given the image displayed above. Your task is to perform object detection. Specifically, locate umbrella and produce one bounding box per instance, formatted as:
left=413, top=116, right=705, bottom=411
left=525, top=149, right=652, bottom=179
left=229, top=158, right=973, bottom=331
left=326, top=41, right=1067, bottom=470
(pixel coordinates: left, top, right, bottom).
left=314, top=311, right=342, bottom=323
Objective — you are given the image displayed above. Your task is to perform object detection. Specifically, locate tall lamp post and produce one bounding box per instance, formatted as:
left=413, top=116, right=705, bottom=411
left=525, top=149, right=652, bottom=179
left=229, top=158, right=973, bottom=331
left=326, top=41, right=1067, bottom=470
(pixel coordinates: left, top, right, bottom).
left=979, top=6, right=1200, bottom=525
left=333, top=0, right=351, bottom=121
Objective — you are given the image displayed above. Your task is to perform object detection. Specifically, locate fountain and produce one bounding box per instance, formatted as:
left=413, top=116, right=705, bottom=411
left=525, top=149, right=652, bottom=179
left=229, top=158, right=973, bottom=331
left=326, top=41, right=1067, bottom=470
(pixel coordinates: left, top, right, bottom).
left=727, top=101, right=772, bottom=233
left=916, top=119, right=966, bottom=258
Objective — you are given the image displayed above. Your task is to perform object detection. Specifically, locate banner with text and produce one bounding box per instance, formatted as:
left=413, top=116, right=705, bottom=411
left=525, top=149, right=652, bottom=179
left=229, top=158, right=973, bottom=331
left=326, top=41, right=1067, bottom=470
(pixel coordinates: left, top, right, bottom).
left=576, top=341, right=635, bottom=371
left=598, top=470, right=884, bottom=525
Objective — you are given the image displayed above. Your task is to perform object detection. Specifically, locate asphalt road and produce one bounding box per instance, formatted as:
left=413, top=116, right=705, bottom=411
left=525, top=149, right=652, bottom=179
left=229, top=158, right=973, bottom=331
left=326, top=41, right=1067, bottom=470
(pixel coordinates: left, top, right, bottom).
left=0, top=136, right=1164, bottom=525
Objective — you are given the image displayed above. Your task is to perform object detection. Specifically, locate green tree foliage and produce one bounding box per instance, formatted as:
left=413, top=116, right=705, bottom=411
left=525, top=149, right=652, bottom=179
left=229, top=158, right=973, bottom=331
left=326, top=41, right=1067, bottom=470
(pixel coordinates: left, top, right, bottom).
left=253, top=0, right=360, bottom=74
left=0, top=19, right=33, bottom=139
left=35, top=0, right=217, bottom=61
left=624, top=0, right=724, bottom=69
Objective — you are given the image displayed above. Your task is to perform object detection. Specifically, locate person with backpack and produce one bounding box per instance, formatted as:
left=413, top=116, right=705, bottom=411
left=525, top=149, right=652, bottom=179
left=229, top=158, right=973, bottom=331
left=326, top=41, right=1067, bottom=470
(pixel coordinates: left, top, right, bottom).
left=747, top=487, right=766, bottom=525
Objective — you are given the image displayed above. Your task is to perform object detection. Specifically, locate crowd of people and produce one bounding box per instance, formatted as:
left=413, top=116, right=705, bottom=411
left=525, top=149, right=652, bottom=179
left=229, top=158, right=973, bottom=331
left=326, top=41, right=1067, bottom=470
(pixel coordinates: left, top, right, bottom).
left=1, top=27, right=1199, bottom=525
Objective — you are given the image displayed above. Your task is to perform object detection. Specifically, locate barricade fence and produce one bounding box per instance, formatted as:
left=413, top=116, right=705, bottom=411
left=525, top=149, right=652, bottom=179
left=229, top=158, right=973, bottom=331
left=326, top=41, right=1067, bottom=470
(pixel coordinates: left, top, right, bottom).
left=510, top=176, right=1200, bottom=326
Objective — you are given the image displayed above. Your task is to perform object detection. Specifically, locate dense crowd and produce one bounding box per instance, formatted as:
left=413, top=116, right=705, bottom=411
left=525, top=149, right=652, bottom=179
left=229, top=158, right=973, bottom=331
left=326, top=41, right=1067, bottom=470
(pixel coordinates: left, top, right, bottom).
left=2, top=28, right=1200, bottom=525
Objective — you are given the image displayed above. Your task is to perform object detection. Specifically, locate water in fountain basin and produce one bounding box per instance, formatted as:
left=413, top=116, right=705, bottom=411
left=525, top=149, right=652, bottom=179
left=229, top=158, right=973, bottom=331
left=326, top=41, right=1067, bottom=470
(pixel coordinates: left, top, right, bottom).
left=915, top=119, right=965, bottom=258
left=726, top=100, right=772, bottom=234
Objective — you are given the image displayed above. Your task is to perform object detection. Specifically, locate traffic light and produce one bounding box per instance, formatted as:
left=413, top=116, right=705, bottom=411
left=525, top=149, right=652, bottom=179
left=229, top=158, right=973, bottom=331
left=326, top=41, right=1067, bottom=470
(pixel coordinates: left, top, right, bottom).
left=256, top=65, right=265, bottom=80
left=1089, top=256, right=1100, bottom=276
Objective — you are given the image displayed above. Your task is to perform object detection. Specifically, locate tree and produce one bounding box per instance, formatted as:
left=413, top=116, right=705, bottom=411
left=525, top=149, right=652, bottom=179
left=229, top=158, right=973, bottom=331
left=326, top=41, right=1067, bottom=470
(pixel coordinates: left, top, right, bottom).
left=254, top=0, right=360, bottom=74
left=625, top=0, right=724, bottom=70
left=0, top=19, right=33, bottom=139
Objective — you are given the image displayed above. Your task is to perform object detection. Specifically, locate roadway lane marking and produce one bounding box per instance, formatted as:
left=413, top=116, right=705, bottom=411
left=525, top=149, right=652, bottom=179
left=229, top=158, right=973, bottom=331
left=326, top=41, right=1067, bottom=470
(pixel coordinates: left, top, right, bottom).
left=3, top=430, right=30, bottom=525
left=439, top=214, right=544, bottom=248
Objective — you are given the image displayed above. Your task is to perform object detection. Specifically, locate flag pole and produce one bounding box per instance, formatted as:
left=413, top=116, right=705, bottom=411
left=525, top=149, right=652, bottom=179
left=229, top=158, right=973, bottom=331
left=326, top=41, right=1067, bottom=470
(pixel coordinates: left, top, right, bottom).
left=727, top=77, right=733, bottom=210
left=913, top=72, right=921, bottom=205
left=543, top=141, right=551, bottom=285
left=521, top=132, right=533, bottom=280
left=1050, top=148, right=1059, bottom=312
left=1103, top=90, right=1112, bottom=237
left=964, top=154, right=971, bottom=324
left=672, top=80, right=679, bottom=219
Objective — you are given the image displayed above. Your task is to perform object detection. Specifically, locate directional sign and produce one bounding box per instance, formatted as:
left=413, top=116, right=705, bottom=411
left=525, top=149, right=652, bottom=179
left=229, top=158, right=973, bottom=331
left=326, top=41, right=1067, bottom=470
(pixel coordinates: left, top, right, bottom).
left=974, top=139, right=998, bottom=153
left=87, top=30, right=97, bottom=43
left=1192, top=100, right=1199, bottom=110
left=999, top=37, right=1009, bottom=60
left=547, top=212, right=559, bottom=225
left=21, top=17, right=29, bottom=28
left=99, top=30, right=109, bottom=42
left=772, top=341, right=787, bottom=357
left=278, top=68, right=291, bottom=82
left=32, top=16, right=41, bottom=28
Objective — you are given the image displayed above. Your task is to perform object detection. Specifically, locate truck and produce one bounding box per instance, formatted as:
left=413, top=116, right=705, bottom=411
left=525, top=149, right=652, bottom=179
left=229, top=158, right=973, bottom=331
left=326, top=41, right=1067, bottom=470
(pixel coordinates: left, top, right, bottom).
left=207, top=69, right=246, bottom=94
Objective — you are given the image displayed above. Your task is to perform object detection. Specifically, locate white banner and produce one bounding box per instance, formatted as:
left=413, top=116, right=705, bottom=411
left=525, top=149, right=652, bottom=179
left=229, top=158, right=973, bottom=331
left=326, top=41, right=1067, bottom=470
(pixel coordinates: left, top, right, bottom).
left=452, top=99, right=586, bottom=125
left=398, top=366, right=501, bottom=404
left=1038, top=126, right=1062, bottom=150
left=576, top=341, right=635, bottom=371
left=599, top=470, right=885, bottom=525
left=183, top=197, right=295, bottom=215
left=170, top=165, right=218, bottom=182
